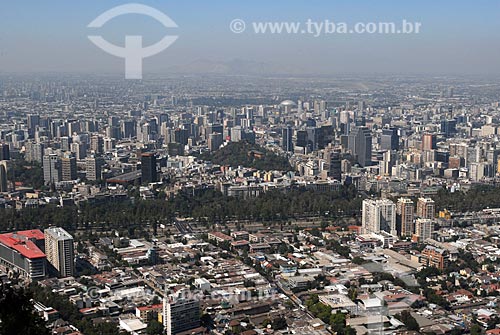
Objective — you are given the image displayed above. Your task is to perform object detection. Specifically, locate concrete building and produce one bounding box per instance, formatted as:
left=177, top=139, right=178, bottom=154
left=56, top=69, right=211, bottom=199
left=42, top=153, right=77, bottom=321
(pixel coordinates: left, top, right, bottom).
left=0, top=230, right=46, bottom=281
left=44, top=227, right=74, bottom=277
left=163, top=298, right=200, bottom=335
left=0, top=161, right=7, bottom=192
left=414, top=219, right=434, bottom=242
left=397, top=198, right=414, bottom=237
left=61, top=153, right=77, bottom=181
left=362, top=199, right=396, bottom=236
left=416, top=198, right=435, bottom=219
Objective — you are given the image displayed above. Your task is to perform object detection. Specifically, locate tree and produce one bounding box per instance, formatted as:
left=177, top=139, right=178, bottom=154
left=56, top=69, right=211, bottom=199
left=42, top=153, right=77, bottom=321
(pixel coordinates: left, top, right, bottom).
left=470, top=324, right=482, bottom=335
left=146, top=320, right=164, bottom=335
left=0, top=283, right=49, bottom=335
left=271, top=316, right=287, bottom=330
left=397, top=310, right=419, bottom=331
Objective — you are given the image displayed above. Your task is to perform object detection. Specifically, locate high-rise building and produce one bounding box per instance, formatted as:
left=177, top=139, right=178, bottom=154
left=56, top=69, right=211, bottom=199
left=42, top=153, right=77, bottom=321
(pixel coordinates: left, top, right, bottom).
left=208, top=133, right=223, bottom=152
left=0, top=161, right=7, bottom=192
left=397, top=198, right=414, bottom=237
left=86, top=155, right=104, bottom=181
left=44, top=227, right=74, bottom=278
left=415, top=219, right=434, bottom=242
left=70, top=142, right=87, bottom=160
left=441, top=119, right=457, bottom=138
left=421, top=134, right=437, bottom=151
left=141, top=152, right=158, bottom=183
left=326, top=150, right=342, bottom=181
left=380, top=127, right=399, bottom=151
left=27, top=114, right=40, bottom=138
left=61, top=154, right=77, bottom=181
left=348, top=126, right=372, bottom=167
left=416, top=198, right=435, bottom=219
left=25, top=141, right=44, bottom=162
left=163, top=298, right=200, bottom=335
left=90, top=135, right=103, bottom=154
left=362, top=199, right=396, bottom=236
left=0, top=144, right=10, bottom=160
left=43, top=154, right=61, bottom=185
left=282, top=126, right=293, bottom=152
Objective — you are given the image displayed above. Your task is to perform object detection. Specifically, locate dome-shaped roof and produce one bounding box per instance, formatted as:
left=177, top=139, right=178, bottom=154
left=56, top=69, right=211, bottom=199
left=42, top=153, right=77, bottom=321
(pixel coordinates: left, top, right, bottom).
left=280, top=100, right=296, bottom=106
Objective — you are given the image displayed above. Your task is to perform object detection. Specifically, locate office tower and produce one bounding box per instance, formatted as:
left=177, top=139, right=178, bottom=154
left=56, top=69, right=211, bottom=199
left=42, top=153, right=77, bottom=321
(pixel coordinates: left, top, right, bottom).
left=43, top=154, right=61, bottom=185
left=86, top=155, right=104, bottom=181
left=70, top=142, right=87, bottom=160
left=348, top=126, right=372, bottom=167
left=380, top=127, right=399, bottom=151
left=0, top=144, right=10, bottom=160
left=379, top=150, right=395, bottom=176
left=27, top=114, right=40, bottom=138
left=141, top=152, right=158, bottom=183
left=415, top=219, right=434, bottom=242
left=60, top=136, right=72, bottom=152
left=326, top=150, right=342, bottom=181
left=208, top=133, right=223, bottom=152
left=163, top=298, right=200, bottom=335
left=282, top=126, right=293, bottom=152
left=441, top=119, right=457, bottom=138
left=108, top=116, right=119, bottom=127
left=230, top=126, right=243, bottom=142
left=421, top=134, right=437, bottom=151
left=295, top=130, right=308, bottom=148
left=205, top=124, right=223, bottom=141
left=416, top=198, right=435, bottom=219
left=44, top=227, right=74, bottom=278
left=397, top=198, right=414, bottom=237
left=25, top=141, right=44, bottom=163
left=0, top=161, right=7, bottom=192
left=121, top=120, right=136, bottom=138
left=362, top=199, right=397, bottom=236
left=174, top=128, right=189, bottom=145
left=90, top=135, right=103, bottom=154
left=61, top=153, right=77, bottom=181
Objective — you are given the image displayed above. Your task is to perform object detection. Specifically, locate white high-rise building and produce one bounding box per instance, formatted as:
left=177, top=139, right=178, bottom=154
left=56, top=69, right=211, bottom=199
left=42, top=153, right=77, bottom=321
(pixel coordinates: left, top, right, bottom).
left=163, top=297, right=200, bottom=335
left=44, top=227, right=74, bottom=277
left=415, top=219, right=434, bottom=242
left=362, top=199, right=396, bottom=236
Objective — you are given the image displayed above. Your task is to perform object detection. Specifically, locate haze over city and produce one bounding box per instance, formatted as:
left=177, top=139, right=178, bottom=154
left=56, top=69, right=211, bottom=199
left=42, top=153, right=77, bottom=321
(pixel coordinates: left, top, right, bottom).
left=1, top=0, right=500, bottom=75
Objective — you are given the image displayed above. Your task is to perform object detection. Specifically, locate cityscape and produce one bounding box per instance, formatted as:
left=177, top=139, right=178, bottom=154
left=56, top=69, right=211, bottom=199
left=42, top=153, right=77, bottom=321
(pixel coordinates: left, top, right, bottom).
left=2, top=1, right=500, bottom=335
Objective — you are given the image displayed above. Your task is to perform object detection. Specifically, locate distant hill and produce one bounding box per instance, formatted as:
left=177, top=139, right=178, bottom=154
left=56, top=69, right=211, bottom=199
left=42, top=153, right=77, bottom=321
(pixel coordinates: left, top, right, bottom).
left=200, top=141, right=292, bottom=171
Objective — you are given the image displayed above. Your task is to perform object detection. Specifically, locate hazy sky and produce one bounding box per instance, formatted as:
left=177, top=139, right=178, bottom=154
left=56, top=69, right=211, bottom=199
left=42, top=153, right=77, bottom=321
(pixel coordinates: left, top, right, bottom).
left=1, top=0, right=500, bottom=76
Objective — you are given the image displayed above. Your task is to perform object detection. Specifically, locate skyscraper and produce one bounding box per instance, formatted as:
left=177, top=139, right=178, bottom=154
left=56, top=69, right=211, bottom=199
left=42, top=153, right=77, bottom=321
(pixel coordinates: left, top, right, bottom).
left=208, top=133, right=223, bottom=152
left=44, top=227, right=74, bottom=278
left=61, top=153, right=77, bottom=181
left=0, top=161, right=7, bottom=192
left=326, top=150, right=342, bottom=181
left=281, top=126, right=293, bottom=152
left=43, top=154, right=61, bottom=185
left=362, top=199, right=396, bottom=236
left=348, top=126, right=372, bottom=167
left=380, top=127, right=399, bottom=151
left=421, top=133, right=437, bottom=151
left=416, top=198, right=435, bottom=219
left=397, top=198, right=414, bottom=237
left=0, top=144, right=10, bottom=161
left=86, top=155, right=104, bottom=181
left=141, top=152, right=158, bottom=183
